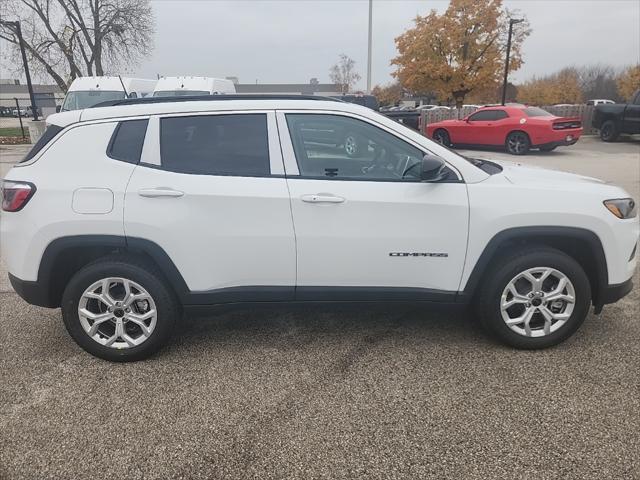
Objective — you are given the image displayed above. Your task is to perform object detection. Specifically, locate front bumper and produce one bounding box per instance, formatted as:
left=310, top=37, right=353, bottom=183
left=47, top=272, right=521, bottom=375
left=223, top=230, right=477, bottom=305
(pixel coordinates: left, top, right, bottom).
left=594, top=278, right=634, bottom=313
left=600, top=278, right=634, bottom=304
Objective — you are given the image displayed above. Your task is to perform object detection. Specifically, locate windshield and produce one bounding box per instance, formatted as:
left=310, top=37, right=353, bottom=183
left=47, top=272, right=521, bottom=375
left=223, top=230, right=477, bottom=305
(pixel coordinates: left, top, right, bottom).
left=62, top=90, right=126, bottom=111
left=153, top=90, right=210, bottom=97
left=523, top=107, right=553, bottom=117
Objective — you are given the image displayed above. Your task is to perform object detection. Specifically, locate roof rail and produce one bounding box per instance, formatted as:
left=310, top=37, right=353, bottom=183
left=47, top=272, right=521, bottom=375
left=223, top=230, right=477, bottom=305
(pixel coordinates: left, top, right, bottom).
left=92, top=94, right=344, bottom=109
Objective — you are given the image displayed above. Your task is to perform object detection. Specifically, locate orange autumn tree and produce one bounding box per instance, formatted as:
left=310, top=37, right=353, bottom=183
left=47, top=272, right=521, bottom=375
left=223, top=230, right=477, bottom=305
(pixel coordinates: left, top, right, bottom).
left=371, top=81, right=404, bottom=106
left=392, top=0, right=529, bottom=105
left=517, top=68, right=583, bottom=105
left=616, top=65, right=640, bottom=101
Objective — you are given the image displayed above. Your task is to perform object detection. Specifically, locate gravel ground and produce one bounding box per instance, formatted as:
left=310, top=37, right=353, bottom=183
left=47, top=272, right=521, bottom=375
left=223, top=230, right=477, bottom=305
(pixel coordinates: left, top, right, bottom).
left=1, top=137, right=639, bottom=480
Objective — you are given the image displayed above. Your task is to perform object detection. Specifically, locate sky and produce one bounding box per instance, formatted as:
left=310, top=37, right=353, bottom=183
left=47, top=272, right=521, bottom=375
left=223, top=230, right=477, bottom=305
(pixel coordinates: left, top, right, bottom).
left=130, top=0, right=640, bottom=89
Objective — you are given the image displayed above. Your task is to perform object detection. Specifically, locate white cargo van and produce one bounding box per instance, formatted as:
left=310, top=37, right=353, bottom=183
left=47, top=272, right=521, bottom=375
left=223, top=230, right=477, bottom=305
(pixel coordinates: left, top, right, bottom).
left=61, top=77, right=157, bottom=111
left=152, top=77, right=236, bottom=97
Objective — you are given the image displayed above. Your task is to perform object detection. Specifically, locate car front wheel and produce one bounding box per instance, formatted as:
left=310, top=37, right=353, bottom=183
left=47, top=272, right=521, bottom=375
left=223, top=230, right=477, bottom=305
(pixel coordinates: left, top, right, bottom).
left=475, top=247, right=591, bottom=349
left=433, top=129, right=451, bottom=147
left=61, top=255, right=179, bottom=362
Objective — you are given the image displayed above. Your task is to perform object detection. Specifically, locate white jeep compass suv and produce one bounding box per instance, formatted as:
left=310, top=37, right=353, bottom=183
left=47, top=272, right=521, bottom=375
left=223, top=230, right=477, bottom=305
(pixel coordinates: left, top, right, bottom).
left=1, top=95, right=637, bottom=361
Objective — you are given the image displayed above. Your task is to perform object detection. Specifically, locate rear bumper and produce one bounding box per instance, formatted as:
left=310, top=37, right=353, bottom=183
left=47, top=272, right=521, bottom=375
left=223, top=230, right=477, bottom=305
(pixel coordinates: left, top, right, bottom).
left=8, top=273, right=57, bottom=308
left=534, top=137, right=580, bottom=149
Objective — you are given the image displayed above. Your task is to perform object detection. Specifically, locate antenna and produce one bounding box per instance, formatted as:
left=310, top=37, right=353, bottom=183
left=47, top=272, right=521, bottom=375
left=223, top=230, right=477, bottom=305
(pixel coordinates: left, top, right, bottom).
left=118, top=75, right=129, bottom=98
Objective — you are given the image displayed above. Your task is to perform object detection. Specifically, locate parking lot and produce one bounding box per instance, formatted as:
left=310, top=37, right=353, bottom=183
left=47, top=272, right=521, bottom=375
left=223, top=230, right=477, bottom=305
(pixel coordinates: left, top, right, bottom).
left=1, top=137, right=639, bottom=479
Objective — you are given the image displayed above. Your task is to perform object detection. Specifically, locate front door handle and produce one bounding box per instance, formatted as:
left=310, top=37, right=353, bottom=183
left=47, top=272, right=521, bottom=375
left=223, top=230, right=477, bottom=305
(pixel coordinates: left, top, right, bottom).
left=301, top=194, right=345, bottom=204
left=138, top=187, right=184, bottom=198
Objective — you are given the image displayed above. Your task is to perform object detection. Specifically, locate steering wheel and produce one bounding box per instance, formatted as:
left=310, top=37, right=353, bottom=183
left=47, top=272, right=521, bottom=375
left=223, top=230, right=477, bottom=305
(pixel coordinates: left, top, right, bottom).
left=361, top=144, right=387, bottom=175
left=402, top=159, right=421, bottom=178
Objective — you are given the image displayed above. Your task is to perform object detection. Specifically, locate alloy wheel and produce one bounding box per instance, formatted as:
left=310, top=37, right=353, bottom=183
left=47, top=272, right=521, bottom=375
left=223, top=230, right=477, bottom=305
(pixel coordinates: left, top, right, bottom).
left=78, top=277, right=157, bottom=349
left=507, top=133, right=528, bottom=154
left=433, top=130, right=448, bottom=145
left=344, top=135, right=358, bottom=156
left=500, top=267, right=575, bottom=337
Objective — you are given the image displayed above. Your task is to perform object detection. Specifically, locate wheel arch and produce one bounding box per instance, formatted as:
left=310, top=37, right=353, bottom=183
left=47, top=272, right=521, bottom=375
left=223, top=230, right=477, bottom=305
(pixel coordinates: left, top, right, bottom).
left=505, top=129, right=531, bottom=143
left=461, top=226, right=608, bottom=307
left=35, top=235, right=189, bottom=308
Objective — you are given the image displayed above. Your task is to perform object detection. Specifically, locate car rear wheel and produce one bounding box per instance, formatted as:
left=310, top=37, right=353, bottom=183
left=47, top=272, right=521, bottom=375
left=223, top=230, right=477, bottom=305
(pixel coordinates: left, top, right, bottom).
left=433, top=129, right=451, bottom=147
left=599, top=120, right=619, bottom=142
left=506, top=131, right=531, bottom=155
left=61, top=255, right=179, bottom=362
left=475, top=247, right=591, bottom=349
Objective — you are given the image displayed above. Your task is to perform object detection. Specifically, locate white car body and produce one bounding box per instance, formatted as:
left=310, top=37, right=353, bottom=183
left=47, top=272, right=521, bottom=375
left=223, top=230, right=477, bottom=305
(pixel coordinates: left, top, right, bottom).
left=1, top=96, right=637, bottom=358
left=152, top=77, right=236, bottom=97
left=586, top=99, right=615, bottom=106
left=61, top=77, right=157, bottom=111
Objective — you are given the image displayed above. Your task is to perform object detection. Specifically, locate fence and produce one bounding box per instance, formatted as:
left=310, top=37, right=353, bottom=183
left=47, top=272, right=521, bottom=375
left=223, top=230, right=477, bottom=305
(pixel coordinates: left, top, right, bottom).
left=420, top=105, right=597, bottom=135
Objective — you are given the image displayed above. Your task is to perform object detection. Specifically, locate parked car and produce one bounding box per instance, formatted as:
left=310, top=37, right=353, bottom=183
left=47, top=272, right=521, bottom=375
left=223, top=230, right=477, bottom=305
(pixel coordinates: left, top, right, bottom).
left=586, top=99, right=615, bottom=106
left=592, top=89, right=640, bottom=142
left=61, top=76, right=157, bottom=112
left=426, top=105, right=583, bottom=155
left=1, top=95, right=636, bottom=361
left=12, top=107, right=28, bottom=117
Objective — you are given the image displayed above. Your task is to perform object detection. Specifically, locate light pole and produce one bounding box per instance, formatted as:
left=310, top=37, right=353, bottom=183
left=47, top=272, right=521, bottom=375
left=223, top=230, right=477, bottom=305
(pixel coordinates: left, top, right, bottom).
left=501, top=18, right=523, bottom=106
left=1, top=20, right=38, bottom=120
left=366, top=0, right=373, bottom=94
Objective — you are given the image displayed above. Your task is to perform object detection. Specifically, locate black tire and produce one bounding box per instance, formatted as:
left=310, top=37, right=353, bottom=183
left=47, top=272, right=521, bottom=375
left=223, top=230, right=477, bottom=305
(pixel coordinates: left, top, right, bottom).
left=506, top=131, right=531, bottom=155
left=61, top=254, right=179, bottom=362
left=343, top=132, right=361, bottom=157
left=433, top=128, right=451, bottom=147
left=599, top=120, right=619, bottom=142
left=475, top=247, right=591, bottom=349
left=539, top=145, right=557, bottom=152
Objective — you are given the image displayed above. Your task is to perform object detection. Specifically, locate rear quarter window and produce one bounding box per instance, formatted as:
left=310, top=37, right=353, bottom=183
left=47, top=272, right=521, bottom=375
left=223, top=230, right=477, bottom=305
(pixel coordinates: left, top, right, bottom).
left=107, top=119, right=149, bottom=164
left=21, top=125, right=63, bottom=163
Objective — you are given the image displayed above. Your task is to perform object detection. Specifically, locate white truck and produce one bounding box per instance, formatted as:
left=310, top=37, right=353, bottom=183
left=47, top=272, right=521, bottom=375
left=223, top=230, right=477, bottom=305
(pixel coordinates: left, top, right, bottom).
left=60, top=77, right=157, bottom=111
left=152, top=76, right=236, bottom=97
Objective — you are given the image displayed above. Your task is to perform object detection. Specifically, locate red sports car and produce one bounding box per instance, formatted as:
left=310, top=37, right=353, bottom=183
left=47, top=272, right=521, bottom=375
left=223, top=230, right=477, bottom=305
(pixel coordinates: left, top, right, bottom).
left=425, top=105, right=582, bottom=155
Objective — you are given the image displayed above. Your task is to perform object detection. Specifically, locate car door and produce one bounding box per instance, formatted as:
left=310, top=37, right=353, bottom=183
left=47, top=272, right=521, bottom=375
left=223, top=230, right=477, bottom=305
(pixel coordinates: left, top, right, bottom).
left=464, top=110, right=498, bottom=145
left=278, top=111, right=469, bottom=300
left=124, top=111, right=296, bottom=301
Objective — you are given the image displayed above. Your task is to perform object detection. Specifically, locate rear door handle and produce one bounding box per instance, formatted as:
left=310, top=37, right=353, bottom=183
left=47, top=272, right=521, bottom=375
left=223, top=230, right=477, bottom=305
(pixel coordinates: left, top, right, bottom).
left=138, top=187, right=184, bottom=198
left=301, top=194, right=345, bottom=204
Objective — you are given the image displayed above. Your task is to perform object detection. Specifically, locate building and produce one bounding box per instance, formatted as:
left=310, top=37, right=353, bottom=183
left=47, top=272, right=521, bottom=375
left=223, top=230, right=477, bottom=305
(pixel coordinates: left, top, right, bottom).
left=0, top=80, right=64, bottom=116
left=235, top=83, right=343, bottom=97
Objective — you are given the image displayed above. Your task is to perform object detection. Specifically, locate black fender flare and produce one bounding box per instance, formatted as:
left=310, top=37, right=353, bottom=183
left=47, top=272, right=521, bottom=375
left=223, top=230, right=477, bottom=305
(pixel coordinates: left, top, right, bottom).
left=460, top=226, right=608, bottom=304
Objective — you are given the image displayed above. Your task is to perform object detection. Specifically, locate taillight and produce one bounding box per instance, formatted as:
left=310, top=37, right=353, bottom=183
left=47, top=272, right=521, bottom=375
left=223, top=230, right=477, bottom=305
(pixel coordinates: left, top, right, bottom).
left=1, top=180, right=36, bottom=212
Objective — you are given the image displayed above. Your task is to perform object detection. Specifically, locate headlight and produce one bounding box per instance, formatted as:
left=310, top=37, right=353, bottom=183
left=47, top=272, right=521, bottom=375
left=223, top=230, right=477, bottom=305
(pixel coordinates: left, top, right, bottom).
left=603, top=198, right=637, bottom=219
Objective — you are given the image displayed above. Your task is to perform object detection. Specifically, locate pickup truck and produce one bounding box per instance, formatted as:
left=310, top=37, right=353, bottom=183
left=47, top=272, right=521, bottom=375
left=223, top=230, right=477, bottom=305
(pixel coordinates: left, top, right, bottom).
left=592, top=89, right=640, bottom=141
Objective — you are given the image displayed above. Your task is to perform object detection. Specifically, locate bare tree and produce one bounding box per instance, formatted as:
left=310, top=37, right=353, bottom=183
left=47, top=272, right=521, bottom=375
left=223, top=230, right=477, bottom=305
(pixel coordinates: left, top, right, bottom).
left=577, top=64, right=621, bottom=102
left=0, top=0, right=154, bottom=92
left=329, top=54, right=361, bottom=93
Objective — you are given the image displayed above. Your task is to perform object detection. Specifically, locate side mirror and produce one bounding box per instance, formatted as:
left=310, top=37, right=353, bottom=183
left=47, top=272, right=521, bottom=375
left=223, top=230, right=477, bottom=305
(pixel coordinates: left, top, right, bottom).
left=421, top=154, right=448, bottom=182
left=55, top=105, right=61, bottom=113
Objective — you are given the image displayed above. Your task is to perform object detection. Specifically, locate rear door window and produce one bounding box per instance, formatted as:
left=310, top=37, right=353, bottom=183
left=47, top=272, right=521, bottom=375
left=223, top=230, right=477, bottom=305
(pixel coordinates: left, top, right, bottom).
left=107, top=119, right=149, bottom=164
left=159, top=114, right=270, bottom=176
